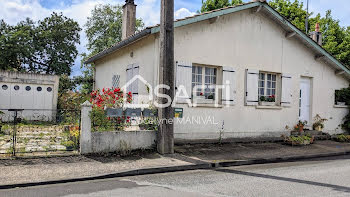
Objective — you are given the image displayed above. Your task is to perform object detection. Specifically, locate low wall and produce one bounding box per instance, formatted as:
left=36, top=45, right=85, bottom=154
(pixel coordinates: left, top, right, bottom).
left=91, top=131, right=156, bottom=153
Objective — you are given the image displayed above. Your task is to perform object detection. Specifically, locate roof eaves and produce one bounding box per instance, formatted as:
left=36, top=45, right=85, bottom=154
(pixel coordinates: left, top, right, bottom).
left=261, top=3, right=350, bottom=78
left=84, top=28, right=152, bottom=64
left=150, top=2, right=260, bottom=34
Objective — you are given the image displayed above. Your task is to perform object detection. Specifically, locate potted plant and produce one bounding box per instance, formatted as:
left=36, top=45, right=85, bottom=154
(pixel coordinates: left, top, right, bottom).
left=312, top=114, right=327, bottom=131
left=197, top=92, right=205, bottom=100
left=195, top=92, right=214, bottom=104
left=294, top=120, right=307, bottom=133
left=259, top=95, right=276, bottom=106
left=208, top=94, right=214, bottom=100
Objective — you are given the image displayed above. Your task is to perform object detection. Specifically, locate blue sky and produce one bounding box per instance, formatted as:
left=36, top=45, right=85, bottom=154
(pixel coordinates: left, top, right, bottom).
left=0, top=0, right=349, bottom=77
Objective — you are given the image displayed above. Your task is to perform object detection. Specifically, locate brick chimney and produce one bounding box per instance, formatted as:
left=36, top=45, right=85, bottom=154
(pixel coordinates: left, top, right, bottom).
left=122, top=0, right=136, bottom=40
left=309, top=23, right=322, bottom=45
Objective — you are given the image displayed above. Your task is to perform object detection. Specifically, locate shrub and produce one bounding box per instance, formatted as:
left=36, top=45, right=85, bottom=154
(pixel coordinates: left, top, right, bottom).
left=58, top=92, right=88, bottom=125
left=283, top=135, right=314, bottom=146
left=333, top=134, right=350, bottom=143
left=61, top=140, right=76, bottom=150
left=90, top=88, right=132, bottom=132
left=336, top=87, right=350, bottom=132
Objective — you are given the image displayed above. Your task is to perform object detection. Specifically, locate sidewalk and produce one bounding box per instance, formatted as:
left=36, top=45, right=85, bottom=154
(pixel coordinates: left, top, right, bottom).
left=1, top=140, right=350, bottom=188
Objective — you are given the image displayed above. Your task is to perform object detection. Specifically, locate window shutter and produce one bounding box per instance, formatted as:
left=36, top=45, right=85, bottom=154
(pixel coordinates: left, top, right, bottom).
left=126, top=64, right=133, bottom=93
left=281, top=74, right=292, bottom=107
left=132, top=63, right=139, bottom=103
left=175, top=61, right=192, bottom=103
left=222, top=66, right=236, bottom=105
left=245, top=69, right=259, bottom=106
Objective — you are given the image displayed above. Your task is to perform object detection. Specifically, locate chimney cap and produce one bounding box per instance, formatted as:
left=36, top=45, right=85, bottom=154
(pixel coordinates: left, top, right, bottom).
left=125, top=0, right=135, bottom=4
left=315, top=23, right=320, bottom=32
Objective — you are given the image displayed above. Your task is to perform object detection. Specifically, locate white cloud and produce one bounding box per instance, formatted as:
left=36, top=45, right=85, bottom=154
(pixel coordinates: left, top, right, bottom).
left=175, top=8, right=196, bottom=20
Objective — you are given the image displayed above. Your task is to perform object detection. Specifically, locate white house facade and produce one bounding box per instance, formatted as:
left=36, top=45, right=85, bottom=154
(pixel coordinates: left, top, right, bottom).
left=85, top=1, right=350, bottom=142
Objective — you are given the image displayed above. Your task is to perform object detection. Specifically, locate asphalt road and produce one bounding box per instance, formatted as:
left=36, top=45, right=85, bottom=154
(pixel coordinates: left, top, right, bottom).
left=2, top=155, right=350, bottom=197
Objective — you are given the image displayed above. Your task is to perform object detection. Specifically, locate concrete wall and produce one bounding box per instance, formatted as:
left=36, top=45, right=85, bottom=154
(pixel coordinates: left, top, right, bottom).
left=80, top=102, right=156, bottom=154
left=91, top=131, right=156, bottom=153
left=94, top=9, right=349, bottom=141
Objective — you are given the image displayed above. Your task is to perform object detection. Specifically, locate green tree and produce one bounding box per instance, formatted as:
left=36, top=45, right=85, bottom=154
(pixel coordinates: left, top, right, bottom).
left=231, top=0, right=243, bottom=6
left=73, top=62, right=94, bottom=94
left=33, top=12, right=81, bottom=75
left=0, top=19, right=35, bottom=71
left=201, top=0, right=242, bottom=13
left=59, top=75, right=78, bottom=94
left=80, top=4, right=144, bottom=94
left=269, top=0, right=350, bottom=67
left=200, top=0, right=350, bottom=67
left=309, top=11, right=350, bottom=67
left=269, top=0, right=309, bottom=32
left=0, top=13, right=81, bottom=75
left=85, top=4, right=144, bottom=55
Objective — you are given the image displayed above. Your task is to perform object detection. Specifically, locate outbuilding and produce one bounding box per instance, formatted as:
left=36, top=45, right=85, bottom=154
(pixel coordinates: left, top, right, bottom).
left=0, top=70, right=59, bottom=121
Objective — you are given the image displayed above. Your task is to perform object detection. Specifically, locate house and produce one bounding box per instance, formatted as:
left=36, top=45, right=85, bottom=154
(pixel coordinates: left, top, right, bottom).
left=85, top=0, right=350, bottom=142
left=0, top=70, right=59, bottom=121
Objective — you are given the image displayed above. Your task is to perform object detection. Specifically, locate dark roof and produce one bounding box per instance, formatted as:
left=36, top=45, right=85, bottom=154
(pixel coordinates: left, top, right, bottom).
left=84, top=1, right=350, bottom=79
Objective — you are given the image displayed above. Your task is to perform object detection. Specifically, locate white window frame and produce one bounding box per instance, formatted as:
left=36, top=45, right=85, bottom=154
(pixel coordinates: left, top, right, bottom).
left=192, top=65, right=217, bottom=102
left=258, top=71, right=279, bottom=105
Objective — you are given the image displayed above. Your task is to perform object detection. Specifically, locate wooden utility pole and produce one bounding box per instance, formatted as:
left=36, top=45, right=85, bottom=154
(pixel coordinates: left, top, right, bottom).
left=158, top=0, right=174, bottom=154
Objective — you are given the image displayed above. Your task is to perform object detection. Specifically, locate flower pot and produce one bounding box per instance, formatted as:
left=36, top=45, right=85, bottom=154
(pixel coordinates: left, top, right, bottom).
left=259, top=101, right=275, bottom=106
left=336, top=102, right=346, bottom=106
left=315, top=125, right=322, bottom=132
left=195, top=98, right=214, bottom=104
left=298, top=125, right=304, bottom=132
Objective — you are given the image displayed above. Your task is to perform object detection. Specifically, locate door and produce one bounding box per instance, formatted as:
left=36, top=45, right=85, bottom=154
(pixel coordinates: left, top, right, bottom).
left=299, top=77, right=311, bottom=125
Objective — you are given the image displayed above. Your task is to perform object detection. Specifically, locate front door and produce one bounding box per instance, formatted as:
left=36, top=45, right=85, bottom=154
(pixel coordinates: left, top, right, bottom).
left=299, top=77, right=311, bottom=125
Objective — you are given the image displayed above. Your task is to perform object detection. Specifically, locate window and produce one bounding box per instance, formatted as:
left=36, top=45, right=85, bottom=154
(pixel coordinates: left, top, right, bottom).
left=47, top=87, right=52, bottom=92
left=2, top=85, right=8, bottom=90
left=335, top=89, right=347, bottom=105
left=112, top=75, right=120, bottom=88
left=192, top=65, right=217, bottom=100
left=25, top=86, right=31, bottom=91
left=258, top=72, right=277, bottom=102
left=37, top=87, right=42, bottom=91
left=14, top=85, right=20, bottom=90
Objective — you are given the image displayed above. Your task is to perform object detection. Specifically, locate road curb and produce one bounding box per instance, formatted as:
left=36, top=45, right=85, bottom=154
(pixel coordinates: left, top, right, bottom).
left=216, top=151, right=350, bottom=167
left=0, top=164, right=212, bottom=190
left=1, top=151, right=350, bottom=190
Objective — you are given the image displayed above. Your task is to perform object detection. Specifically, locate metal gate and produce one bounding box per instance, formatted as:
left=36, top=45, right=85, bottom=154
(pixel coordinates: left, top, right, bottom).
left=0, top=109, right=80, bottom=157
